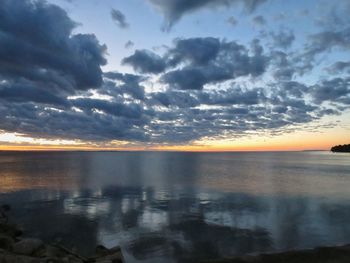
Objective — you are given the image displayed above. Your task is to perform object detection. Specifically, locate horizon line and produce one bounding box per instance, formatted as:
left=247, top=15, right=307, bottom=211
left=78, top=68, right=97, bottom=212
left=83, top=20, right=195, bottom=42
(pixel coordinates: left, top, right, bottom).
left=0, top=148, right=329, bottom=153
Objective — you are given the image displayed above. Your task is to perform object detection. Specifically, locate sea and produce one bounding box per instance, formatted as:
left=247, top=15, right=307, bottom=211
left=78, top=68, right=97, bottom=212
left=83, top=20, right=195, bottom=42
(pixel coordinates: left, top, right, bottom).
left=0, top=151, right=349, bottom=263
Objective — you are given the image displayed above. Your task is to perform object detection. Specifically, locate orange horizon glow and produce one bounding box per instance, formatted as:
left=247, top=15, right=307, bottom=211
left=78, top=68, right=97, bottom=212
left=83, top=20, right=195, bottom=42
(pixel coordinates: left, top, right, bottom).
left=0, top=142, right=339, bottom=152
left=0, top=123, right=348, bottom=152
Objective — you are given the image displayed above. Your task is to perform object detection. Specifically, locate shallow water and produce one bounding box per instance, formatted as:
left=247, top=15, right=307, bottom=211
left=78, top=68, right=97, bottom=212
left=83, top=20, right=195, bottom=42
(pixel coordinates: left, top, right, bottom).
left=0, top=151, right=350, bottom=262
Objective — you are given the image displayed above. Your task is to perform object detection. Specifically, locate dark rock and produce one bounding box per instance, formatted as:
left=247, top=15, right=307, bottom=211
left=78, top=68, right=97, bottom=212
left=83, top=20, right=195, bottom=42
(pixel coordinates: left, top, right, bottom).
left=94, top=246, right=123, bottom=263
left=13, top=238, right=44, bottom=256
left=95, top=245, right=109, bottom=257
left=42, top=245, right=67, bottom=258
left=200, top=244, right=350, bottom=263
left=0, top=205, right=11, bottom=224
left=0, top=218, right=124, bottom=262
left=45, top=258, right=65, bottom=263
left=0, top=223, right=23, bottom=238
left=0, top=234, right=14, bottom=251
left=0, top=253, right=43, bottom=263
left=1, top=205, right=11, bottom=212
left=96, top=252, right=123, bottom=263
left=62, top=255, right=84, bottom=263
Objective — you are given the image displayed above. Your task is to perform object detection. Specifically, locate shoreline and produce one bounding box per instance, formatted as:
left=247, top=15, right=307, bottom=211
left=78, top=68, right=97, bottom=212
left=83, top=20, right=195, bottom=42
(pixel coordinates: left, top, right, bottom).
left=202, top=245, right=350, bottom=263
left=2, top=217, right=350, bottom=263
left=0, top=218, right=124, bottom=263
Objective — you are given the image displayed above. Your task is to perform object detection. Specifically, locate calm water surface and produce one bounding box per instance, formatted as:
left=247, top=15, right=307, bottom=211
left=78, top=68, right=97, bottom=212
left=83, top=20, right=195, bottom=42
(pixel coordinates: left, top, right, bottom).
left=0, top=151, right=350, bottom=262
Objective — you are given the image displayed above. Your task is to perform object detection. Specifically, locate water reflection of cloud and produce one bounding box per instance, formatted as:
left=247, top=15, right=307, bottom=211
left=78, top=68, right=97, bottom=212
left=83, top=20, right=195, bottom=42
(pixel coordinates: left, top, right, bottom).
left=2, top=183, right=350, bottom=262
left=64, top=197, right=111, bottom=220
left=139, top=208, right=168, bottom=231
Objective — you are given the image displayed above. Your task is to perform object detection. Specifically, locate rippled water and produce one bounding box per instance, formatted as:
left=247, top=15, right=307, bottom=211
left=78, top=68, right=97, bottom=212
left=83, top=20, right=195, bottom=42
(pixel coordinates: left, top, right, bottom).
left=0, top=151, right=350, bottom=263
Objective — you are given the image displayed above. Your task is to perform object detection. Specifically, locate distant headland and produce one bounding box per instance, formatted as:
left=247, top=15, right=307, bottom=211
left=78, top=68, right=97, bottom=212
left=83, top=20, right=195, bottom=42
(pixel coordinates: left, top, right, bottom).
left=331, top=144, right=350, bottom=153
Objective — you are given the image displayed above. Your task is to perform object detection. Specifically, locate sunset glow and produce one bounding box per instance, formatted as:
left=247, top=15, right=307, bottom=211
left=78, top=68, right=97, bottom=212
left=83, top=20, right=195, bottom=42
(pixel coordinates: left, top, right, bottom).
left=0, top=0, right=349, bottom=151
left=1, top=2, right=350, bottom=262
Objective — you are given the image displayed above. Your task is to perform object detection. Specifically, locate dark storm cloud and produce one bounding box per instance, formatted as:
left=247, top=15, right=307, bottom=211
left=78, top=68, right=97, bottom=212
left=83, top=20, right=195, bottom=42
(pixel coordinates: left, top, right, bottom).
left=160, top=38, right=268, bottom=89
left=0, top=80, right=69, bottom=106
left=311, top=77, right=350, bottom=104
left=167, top=37, right=221, bottom=66
left=200, top=87, right=264, bottom=105
left=103, top=72, right=146, bottom=100
left=0, top=0, right=107, bottom=93
left=269, top=51, right=296, bottom=81
left=327, top=61, right=350, bottom=74
left=0, top=0, right=150, bottom=143
left=72, top=98, right=144, bottom=119
left=279, top=81, right=308, bottom=98
left=122, top=50, right=167, bottom=74
left=146, top=0, right=267, bottom=29
left=123, top=37, right=268, bottom=90
left=272, top=68, right=295, bottom=81
left=152, top=90, right=200, bottom=108
left=104, top=72, right=145, bottom=83
left=110, top=8, right=129, bottom=29
left=0, top=101, right=149, bottom=142
left=0, top=0, right=348, bottom=145
left=140, top=77, right=338, bottom=143
left=1, top=74, right=340, bottom=143
left=307, top=29, right=350, bottom=57
left=162, top=66, right=229, bottom=90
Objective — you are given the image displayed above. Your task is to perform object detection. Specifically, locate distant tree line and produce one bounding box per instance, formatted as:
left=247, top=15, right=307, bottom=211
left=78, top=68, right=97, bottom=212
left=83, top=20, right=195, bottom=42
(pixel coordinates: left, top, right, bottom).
left=331, top=144, right=350, bottom=152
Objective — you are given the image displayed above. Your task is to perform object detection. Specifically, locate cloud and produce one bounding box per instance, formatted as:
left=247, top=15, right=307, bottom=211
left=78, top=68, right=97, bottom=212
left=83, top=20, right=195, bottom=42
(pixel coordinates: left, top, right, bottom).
left=252, top=15, right=266, bottom=26
left=110, top=8, right=129, bottom=29
left=200, top=87, right=264, bottom=105
left=227, top=16, right=238, bottom=26
left=125, top=40, right=135, bottom=49
left=326, top=61, right=350, bottom=74
left=162, top=67, right=216, bottom=90
left=123, top=38, right=268, bottom=90
left=167, top=37, right=221, bottom=66
left=0, top=0, right=348, bottom=145
left=0, top=72, right=344, bottom=144
left=0, top=101, right=150, bottom=142
left=103, top=72, right=146, bottom=100
left=269, top=51, right=295, bottom=80
left=162, top=38, right=268, bottom=89
left=308, top=29, right=350, bottom=56
left=152, top=90, right=200, bottom=108
left=122, top=50, right=167, bottom=74
left=270, top=30, right=295, bottom=49
left=311, top=77, right=350, bottom=104
left=146, top=0, right=267, bottom=30
left=0, top=79, right=69, bottom=106
left=72, top=98, right=144, bottom=119
left=0, top=0, right=107, bottom=93
left=0, top=0, right=150, bottom=143
left=290, top=1, right=350, bottom=76
left=292, top=25, right=350, bottom=75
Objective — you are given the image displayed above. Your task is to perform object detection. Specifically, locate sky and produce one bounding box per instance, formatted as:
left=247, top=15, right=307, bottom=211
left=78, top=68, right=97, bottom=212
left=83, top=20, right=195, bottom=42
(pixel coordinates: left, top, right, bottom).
left=0, top=0, right=349, bottom=151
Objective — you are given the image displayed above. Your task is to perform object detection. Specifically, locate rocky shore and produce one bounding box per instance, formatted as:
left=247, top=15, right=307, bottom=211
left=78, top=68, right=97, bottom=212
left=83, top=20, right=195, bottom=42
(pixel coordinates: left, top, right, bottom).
left=2, top=204, right=350, bottom=263
left=0, top=206, right=124, bottom=263
left=202, top=245, right=350, bottom=263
